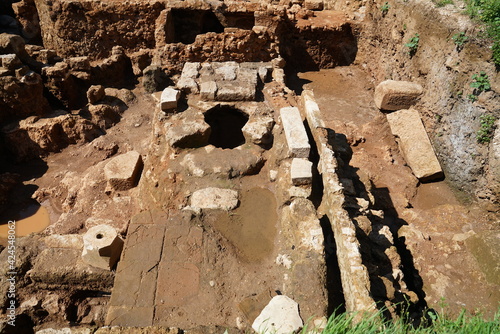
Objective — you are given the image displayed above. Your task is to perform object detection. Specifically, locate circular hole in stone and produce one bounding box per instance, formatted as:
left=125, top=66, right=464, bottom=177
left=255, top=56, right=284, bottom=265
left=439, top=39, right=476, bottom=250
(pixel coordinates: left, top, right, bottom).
left=204, top=105, right=248, bottom=149
left=96, top=233, right=103, bottom=239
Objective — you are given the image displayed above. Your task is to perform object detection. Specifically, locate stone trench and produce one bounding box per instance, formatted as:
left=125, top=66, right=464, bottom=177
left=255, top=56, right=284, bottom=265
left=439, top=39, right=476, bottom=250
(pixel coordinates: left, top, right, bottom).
left=0, top=0, right=499, bottom=333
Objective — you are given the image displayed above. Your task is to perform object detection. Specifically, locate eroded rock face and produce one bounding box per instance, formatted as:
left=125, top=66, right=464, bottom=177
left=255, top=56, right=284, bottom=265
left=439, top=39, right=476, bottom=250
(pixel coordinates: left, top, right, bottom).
left=2, top=111, right=102, bottom=161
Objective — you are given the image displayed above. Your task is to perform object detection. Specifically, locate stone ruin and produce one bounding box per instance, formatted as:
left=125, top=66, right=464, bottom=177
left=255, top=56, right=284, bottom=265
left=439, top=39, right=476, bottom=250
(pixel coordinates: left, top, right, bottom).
left=0, top=0, right=499, bottom=333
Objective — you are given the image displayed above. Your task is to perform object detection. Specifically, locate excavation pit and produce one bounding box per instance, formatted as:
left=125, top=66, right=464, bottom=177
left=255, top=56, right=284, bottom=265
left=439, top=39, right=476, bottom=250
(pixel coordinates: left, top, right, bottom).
left=204, top=105, right=249, bottom=149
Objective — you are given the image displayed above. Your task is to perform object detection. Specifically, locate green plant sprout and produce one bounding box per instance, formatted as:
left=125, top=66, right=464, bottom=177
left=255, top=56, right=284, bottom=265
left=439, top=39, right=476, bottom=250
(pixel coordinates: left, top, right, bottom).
left=452, top=32, right=468, bottom=49
left=470, top=71, right=491, bottom=92
left=381, top=2, right=391, bottom=15
left=405, top=33, right=420, bottom=55
left=476, top=114, right=496, bottom=144
left=435, top=0, right=454, bottom=7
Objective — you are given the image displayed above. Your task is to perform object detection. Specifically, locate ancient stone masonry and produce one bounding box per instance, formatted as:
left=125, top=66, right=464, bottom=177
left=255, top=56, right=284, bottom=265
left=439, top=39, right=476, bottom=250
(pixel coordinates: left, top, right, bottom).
left=2, top=0, right=500, bottom=331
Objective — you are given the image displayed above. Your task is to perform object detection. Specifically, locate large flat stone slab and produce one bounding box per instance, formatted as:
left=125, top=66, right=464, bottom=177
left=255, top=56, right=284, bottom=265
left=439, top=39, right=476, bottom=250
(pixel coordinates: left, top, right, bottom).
left=190, top=187, right=238, bottom=211
left=104, top=151, right=143, bottom=191
left=374, top=80, right=423, bottom=111
left=386, top=108, right=443, bottom=180
left=280, top=107, right=310, bottom=158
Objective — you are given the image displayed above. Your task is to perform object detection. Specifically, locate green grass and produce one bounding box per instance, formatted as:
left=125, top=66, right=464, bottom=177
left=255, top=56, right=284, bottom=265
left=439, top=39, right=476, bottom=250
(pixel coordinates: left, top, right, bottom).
left=465, top=0, right=500, bottom=66
left=306, top=307, right=499, bottom=334
left=435, top=0, right=454, bottom=7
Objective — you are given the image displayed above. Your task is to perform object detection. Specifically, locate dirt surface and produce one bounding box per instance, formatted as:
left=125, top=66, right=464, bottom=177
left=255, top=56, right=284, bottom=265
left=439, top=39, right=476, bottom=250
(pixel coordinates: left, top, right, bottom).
left=297, top=66, right=499, bottom=318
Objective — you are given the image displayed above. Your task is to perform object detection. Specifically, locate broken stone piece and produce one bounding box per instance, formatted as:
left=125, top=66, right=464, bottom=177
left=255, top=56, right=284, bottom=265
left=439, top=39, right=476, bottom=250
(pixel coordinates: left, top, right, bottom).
left=1, top=53, right=21, bottom=70
left=177, top=77, right=199, bottom=94
left=374, top=80, right=423, bottom=111
left=104, top=151, right=143, bottom=191
left=304, top=0, right=324, bottom=10
left=252, top=295, right=303, bottom=334
left=190, top=187, right=239, bottom=211
left=87, top=85, right=105, bottom=104
left=291, top=158, right=313, bottom=186
left=386, top=108, right=443, bottom=180
left=164, top=116, right=211, bottom=149
left=82, top=224, right=124, bottom=270
left=160, top=87, right=180, bottom=111
left=242, top=115, right=274, bottom=145
left=180, top=62, right=201, bottom=79
left=280, top=107, right=311, bottom=158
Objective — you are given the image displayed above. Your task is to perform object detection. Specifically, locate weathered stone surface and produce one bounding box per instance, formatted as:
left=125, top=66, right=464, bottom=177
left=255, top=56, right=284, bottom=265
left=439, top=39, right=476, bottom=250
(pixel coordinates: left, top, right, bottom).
left=106, top=223, right=166, bottom=326
left=374, top=80, right=423, bottom=111
left=1, top=53, right=21, bottom=70
left=164, top=111, right=211, bottom=148
left=176, top=144, right=264, bottom=178
left=82, top=225, right=124, bottom=270
left=291, top=158, right=313, bottom=186
left=87, top=85, right=105, bottom=104
left=190, top=188, right=239, bottom=211
left=216, top=81, right=255, bottom=101
left=304, top=0, right=324, bottom=10
left=200, top=81, right=217, bottom=101
left=160, top=87, right=180, bottom=111
left=180, top=62, right=200, bottom=79
left=214, top=62, right=238, bottom=80
left=301, top=90, right=376, bottom=315
left=2, top=111, right=102, bottom=161
left=272, top=68, right=285, bottom=84
left=96, top=326, right=180, bottom=334
left=280, top=107, right=311, bottom=158
left=28, top=247, right=114, bottom=290
left=252, top=295, right=303, bottom=334
left=177, top=77, right=199, bottom=94
left=36, top=328, right=92, bottom=334
left=386, top=109, right=443, bottom=180
left=242, top=115, right=274, bottom=145
left=66, top=56, right=91, bottom=72
left=104, top=151, right=143, bottom=191
left=42, top=234, right=83, bottom=249
left=488, top=121, right=500, bottom=197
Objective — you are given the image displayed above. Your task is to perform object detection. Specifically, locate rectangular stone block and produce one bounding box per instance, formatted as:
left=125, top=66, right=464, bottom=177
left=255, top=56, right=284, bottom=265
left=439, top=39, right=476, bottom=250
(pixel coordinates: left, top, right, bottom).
left=216, top=81, right=255, bottom=101
left=160, top=87, right=180, bottom=111
left=200, top=81, right=217, bottom=101
left=374, top=80, right=423, bottom=111
left=386, top=108, right=443, bottom=180
left=280, top=107, right=311, bottom=158
left=291, top=158, right=313, bottom=186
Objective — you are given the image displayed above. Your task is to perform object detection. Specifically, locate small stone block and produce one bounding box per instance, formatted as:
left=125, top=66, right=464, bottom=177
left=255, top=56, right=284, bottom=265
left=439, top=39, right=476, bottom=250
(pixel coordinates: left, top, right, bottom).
left=291, top=158, right=313, bottom=185
left=374, top=80, right=423, bottom=111
left=200, top=81, right=218, bottom=101
left=160, top=87, right=180, bottom=111
left=386, top=108, right=443, bottom=180
left=280, top=107, right=311, bottom=158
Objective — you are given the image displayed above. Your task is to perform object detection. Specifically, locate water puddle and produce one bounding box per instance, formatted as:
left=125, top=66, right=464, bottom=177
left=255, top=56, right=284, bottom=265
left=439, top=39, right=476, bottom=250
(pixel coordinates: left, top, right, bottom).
left=214, top=187, right=277, bottom=263
left=0, top=204, right=50, bottom=246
